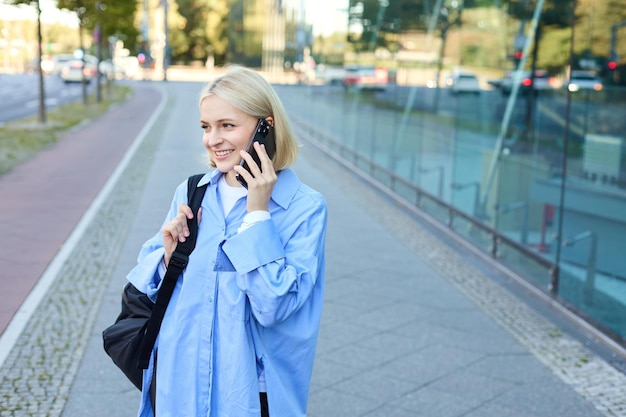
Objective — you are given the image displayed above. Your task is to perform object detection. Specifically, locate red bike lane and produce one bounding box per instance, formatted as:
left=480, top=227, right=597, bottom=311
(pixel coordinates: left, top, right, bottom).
left=0, top=84, right=162, bottom=336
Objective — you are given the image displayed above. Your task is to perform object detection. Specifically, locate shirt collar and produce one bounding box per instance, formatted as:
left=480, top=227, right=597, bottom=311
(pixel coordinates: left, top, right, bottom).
left=197, top=168, right=300, bottom=210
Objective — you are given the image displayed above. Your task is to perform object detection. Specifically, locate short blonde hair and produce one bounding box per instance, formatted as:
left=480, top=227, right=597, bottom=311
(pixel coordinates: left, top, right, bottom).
left=199, top=66, right=299, bottom=170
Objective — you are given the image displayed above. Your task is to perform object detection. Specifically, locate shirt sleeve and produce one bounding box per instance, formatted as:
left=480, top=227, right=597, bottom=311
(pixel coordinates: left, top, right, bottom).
left=237, top=210, right=271, bottom=233
left=221, top=193, right=327, bottom=327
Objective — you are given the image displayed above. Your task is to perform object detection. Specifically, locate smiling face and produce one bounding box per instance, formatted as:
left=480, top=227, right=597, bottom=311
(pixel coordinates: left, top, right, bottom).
left=200, top=94, right=259, bottom=186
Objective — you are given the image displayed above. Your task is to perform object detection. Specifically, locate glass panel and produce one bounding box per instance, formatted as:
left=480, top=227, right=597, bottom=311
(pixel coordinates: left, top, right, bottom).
left=276, top=0, right=626, bottom=344
left=450, top=214, right=494, bottom=254
left=495, top=238, right=553, bottom=291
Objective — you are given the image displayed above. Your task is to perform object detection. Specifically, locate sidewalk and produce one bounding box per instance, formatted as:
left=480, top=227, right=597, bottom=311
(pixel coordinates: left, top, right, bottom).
left=0, top=80, right=625, bottom=417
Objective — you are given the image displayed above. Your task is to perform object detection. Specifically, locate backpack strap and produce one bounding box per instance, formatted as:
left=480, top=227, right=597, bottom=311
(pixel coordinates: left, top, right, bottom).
left=137, top=174, right=208, bottom=369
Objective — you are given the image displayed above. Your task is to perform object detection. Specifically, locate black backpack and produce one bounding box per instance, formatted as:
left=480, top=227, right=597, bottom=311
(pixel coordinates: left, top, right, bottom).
left=102, top=174, right=207, bottom=390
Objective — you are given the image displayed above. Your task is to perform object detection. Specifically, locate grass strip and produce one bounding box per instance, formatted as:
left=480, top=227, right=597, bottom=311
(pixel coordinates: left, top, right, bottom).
left=0, top=84, right=132, bottom=175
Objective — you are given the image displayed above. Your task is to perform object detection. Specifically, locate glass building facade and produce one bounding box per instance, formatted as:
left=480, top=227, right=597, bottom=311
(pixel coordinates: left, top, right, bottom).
left=226, top=0, right=312, bottom=72
left=276, top=0, right=626, bottom=348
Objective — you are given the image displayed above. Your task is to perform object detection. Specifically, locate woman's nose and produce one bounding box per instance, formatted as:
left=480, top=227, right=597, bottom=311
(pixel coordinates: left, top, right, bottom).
left=205, top=130, right=221, bottom=147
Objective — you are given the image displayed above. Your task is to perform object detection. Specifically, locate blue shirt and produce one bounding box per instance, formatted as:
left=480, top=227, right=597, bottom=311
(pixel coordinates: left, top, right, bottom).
left=127, top=168, right=327, bottom=417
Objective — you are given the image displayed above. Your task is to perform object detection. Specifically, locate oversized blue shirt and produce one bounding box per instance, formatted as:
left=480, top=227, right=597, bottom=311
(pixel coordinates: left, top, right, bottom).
left=127, top=168, right=327, bottom=417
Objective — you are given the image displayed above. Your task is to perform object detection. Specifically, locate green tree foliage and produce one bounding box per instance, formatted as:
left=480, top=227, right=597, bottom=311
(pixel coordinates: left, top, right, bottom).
left=54, top=0, right=139, bottom=54
left=7, top=0, right=138, bottom=55
left=172, top=0, right=210, bottom=62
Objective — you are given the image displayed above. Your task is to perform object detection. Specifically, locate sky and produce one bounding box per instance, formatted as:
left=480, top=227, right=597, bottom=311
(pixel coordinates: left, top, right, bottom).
left=305, top=0, right=349, bottom=36
left=0, top=0, right=78, bottom=27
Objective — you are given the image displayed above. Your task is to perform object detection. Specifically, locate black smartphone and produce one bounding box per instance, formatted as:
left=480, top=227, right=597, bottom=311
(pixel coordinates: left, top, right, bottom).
left=236, top=118, right=276, bottom=189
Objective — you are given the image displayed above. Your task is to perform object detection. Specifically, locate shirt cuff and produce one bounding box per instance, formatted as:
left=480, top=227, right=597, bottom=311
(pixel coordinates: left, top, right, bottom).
left=238, top=210, right=271, bottom=233
left=157, top=258, right=167, bottom=280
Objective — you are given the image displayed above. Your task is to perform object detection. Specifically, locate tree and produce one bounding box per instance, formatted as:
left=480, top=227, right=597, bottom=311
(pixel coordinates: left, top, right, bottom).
left=347, top=0, right=397, bottom=53
left=172, top=0, right=210, bottom=63
left=8, top=0, right=46, bottom=123
left=55, top=0, right=139, bottom=55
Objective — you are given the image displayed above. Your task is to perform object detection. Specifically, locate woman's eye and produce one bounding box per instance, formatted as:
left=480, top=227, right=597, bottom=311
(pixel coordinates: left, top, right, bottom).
left=200, top=124, right=208, bottom=130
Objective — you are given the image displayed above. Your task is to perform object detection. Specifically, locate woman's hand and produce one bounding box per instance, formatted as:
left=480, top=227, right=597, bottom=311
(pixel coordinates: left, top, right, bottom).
left=233, top=141, right=277, bottom=213
left=162, top=204, right=202, bottom=267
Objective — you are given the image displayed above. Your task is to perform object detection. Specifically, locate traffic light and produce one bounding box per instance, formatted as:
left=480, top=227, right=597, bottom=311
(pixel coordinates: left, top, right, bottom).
left=608, top=61, right=617, bottom=71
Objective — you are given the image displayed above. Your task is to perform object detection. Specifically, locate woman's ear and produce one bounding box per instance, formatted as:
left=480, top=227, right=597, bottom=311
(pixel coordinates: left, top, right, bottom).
left=265, top=116, right=274, bottom=127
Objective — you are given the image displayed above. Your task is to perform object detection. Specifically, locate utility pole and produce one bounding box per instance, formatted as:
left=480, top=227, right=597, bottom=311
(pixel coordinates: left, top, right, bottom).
left=36, top=0, right=46, bottom=124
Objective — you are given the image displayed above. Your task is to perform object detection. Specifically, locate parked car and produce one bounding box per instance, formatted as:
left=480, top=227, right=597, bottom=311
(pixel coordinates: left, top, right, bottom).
left=567, top=70, right=603, bottom=92
left=60, top=55, right=98, bottom=83
left=446, top=71, right=481, bottom=94
left=49, top=54, right=75, bottom=75
left=343, top=65, right=388, bottom=90
left=497, top=70, right=557, bottom=95
left=315, top=65, right=345, bottom=85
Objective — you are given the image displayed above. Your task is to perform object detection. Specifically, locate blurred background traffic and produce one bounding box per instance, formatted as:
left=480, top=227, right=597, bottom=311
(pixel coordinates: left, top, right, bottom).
left=2, top=0, right=626, bottom=354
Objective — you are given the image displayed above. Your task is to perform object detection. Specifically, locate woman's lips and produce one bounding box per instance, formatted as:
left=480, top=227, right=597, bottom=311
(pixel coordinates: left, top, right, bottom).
left=213, top=149, right=235, bottom=161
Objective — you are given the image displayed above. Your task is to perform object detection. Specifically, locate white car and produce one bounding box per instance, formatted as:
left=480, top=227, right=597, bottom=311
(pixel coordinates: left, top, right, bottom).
left=60, top=56, right=98, bottom=83
left=568, top=71, right=603, bottom=92
left=447, top=71, right=481, bottom=94
left=50, top=54, right=75, bottom=75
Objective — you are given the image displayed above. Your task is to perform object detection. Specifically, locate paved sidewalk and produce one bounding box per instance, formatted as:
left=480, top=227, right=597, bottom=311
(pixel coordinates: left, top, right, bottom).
left=0, top=80, right=625, bottom=417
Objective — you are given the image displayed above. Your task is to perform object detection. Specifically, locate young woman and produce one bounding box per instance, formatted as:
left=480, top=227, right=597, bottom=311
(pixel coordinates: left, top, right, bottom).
left=127, top=66, right=327, bottom=417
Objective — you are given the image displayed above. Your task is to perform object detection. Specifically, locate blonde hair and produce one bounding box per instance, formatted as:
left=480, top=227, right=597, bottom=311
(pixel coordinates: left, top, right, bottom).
left=199, top=66, right=299, bottom=170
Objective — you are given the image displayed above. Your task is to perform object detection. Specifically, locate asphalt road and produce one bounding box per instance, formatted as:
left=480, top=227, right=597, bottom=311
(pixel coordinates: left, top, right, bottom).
left=0, top=73, right=94, bottom=124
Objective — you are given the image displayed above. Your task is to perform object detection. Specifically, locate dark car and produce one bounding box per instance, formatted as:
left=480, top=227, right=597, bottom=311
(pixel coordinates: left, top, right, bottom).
left=497, top=70, right=556, bottom=95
